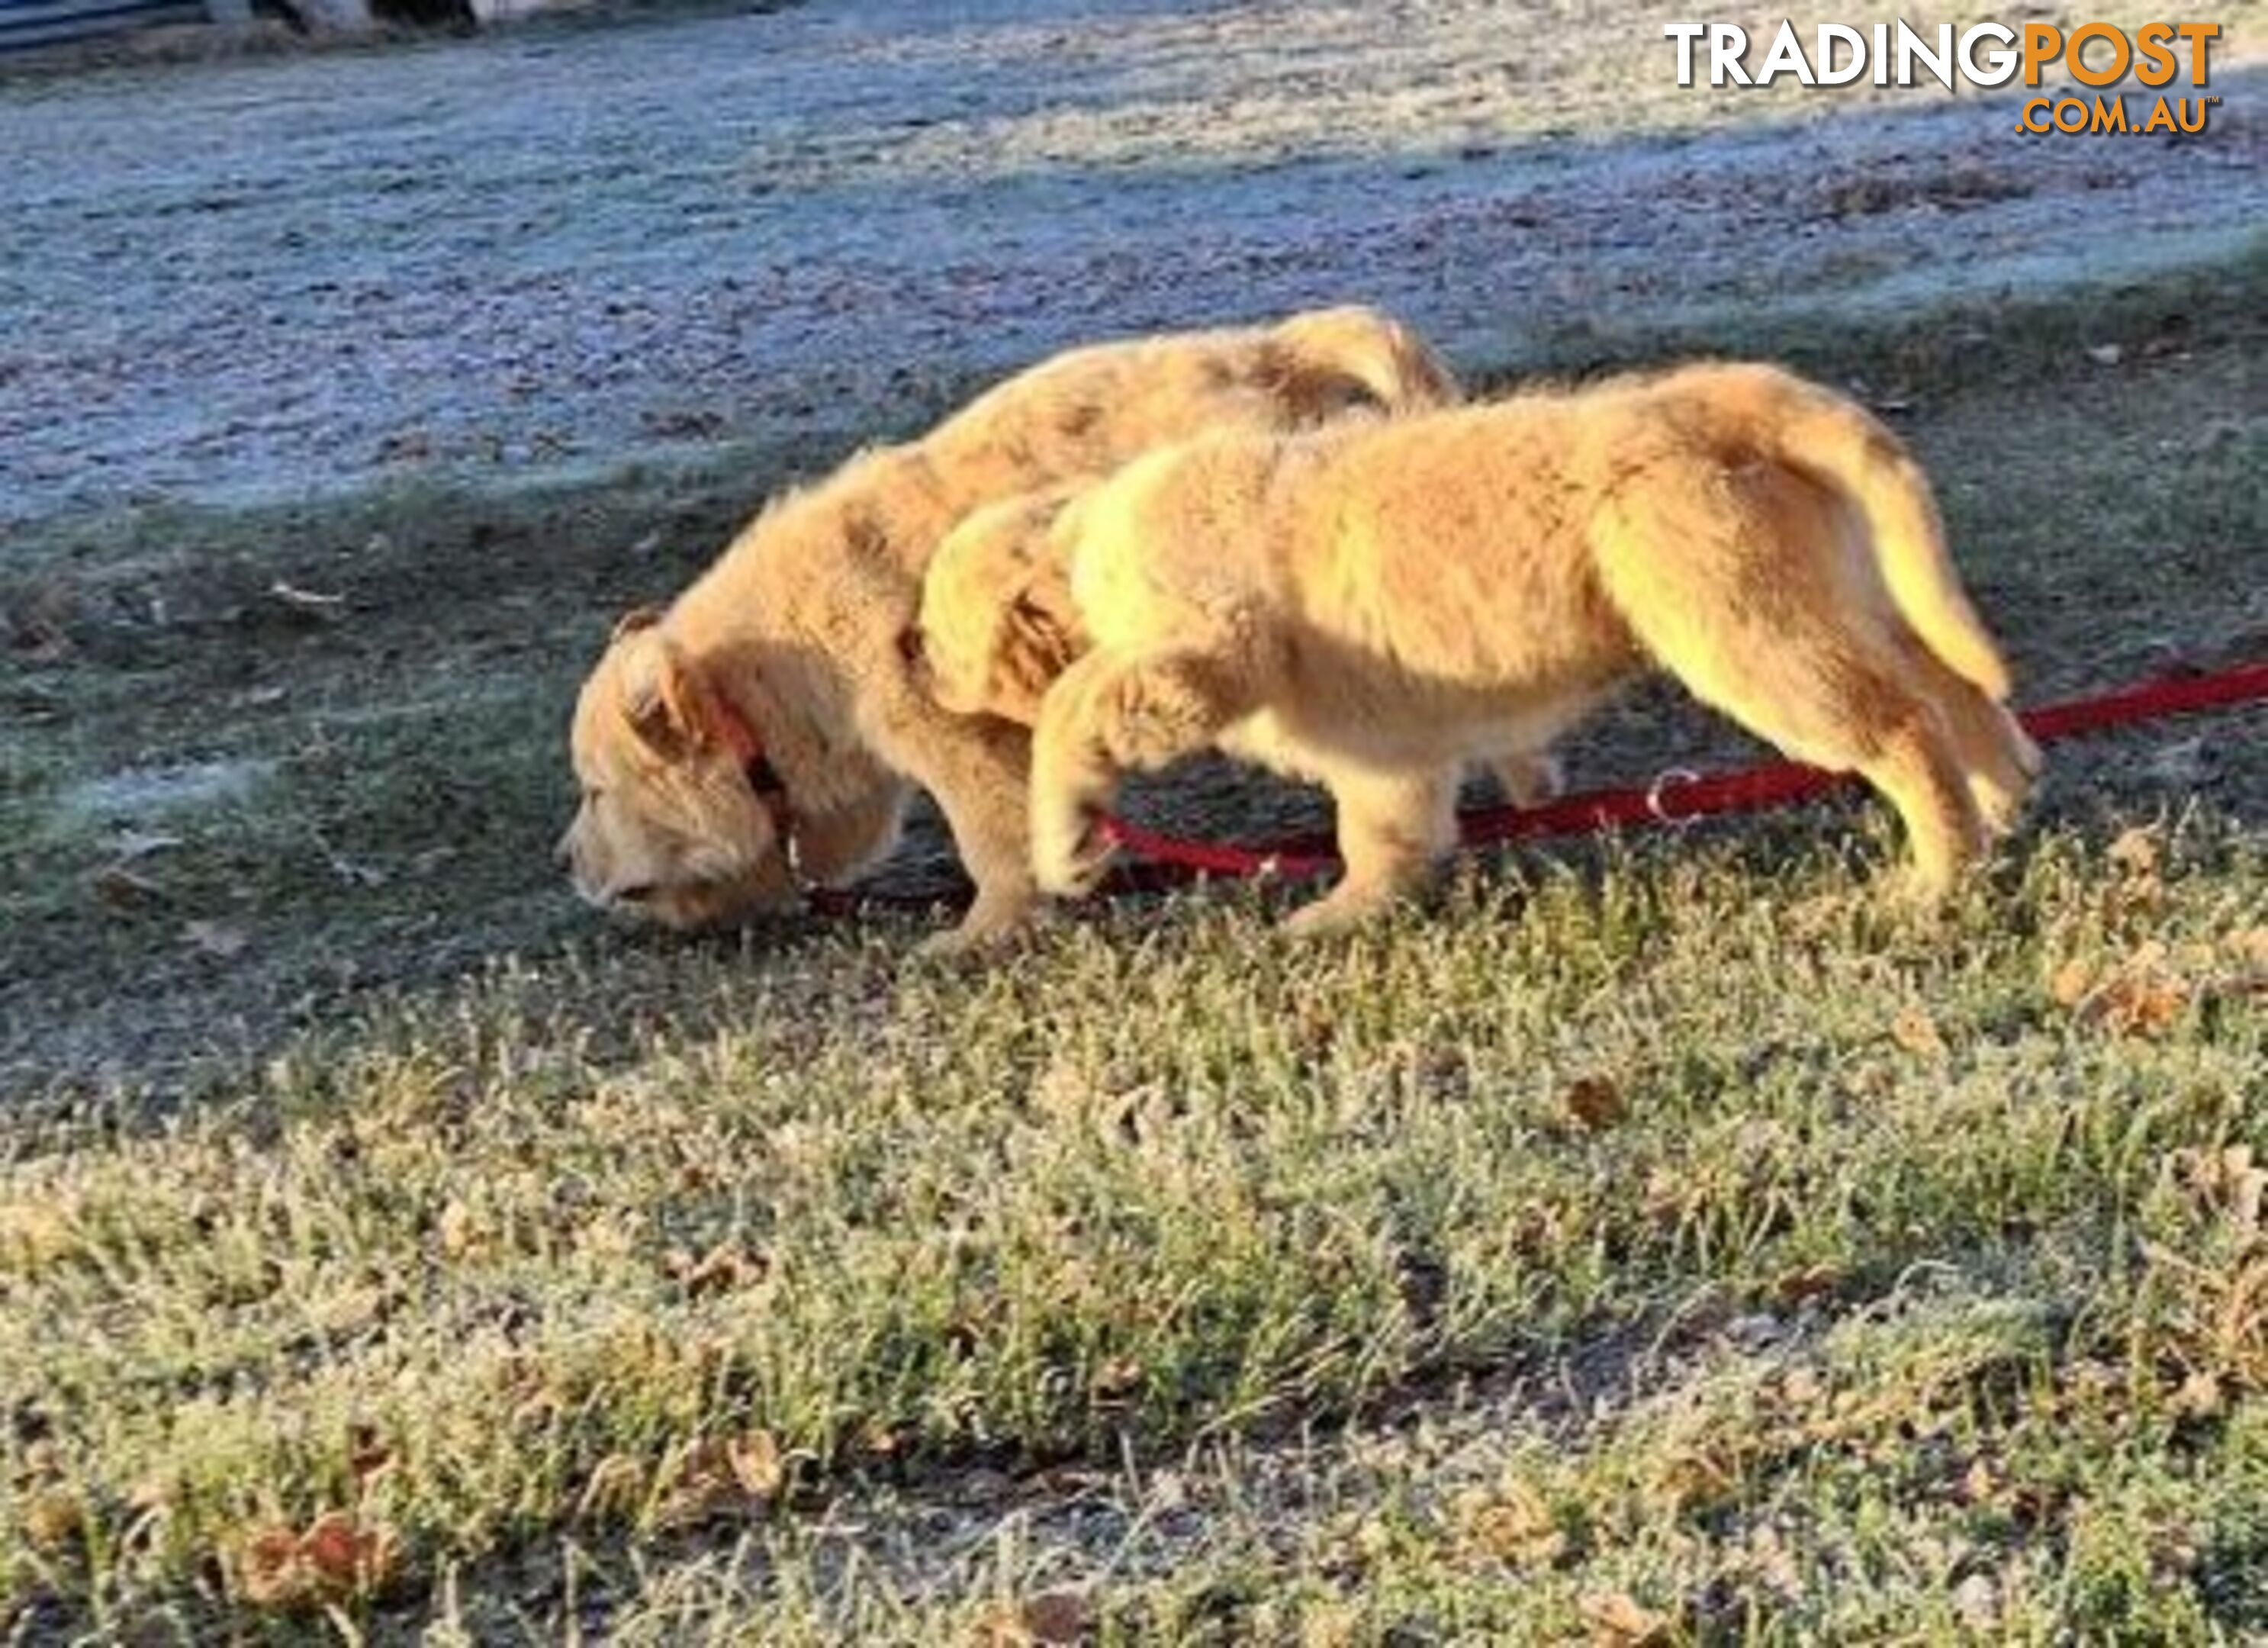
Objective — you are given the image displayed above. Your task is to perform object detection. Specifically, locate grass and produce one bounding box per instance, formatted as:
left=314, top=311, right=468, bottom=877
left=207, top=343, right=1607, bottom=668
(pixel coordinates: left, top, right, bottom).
left=2, top=249, right=2264, bottom=1638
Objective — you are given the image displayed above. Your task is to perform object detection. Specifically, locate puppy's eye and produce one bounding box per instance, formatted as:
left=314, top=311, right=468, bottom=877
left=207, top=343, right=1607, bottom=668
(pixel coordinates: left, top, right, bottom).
left=897, top=626, right=927, bottom=665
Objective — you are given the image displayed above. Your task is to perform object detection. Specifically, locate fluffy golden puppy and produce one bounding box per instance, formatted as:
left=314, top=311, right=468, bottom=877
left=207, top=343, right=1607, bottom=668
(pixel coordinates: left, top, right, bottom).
left=560, top=306, right=1461, bottom=950
left=916, top=478, right=1565, bottom=806
left=1001, top=361, right=2038, bottom=932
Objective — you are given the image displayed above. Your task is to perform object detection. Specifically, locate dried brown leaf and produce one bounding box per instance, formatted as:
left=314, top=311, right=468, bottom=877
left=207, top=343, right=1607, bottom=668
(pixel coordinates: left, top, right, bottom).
left=2179, top=1144, right=2266, bottom=1239
left=2096, top=973, right=2189, bottom=1038
left=1581, top=1589, right=1673, bottom=1645
left=1089, top=1357, right=1144, bottom=1403
left=2049, top=957, right=2097, bottom=1009
left=2173, top=1370, right=2226, bottom=1420
left=21, top=1487, right=85, bottom=1551
left=574, top=1453, right=645, bottom=1521
left=236, top=1527, right=304, bottom=1608
left=1775, top=1263, right=1842, bottom=1307
left=1890, top=1005, right=1947, bottom=1058
left=436, top=1199, right=478, bottom=1260
left=668, top=1240, right=768, bottom=1299
left=1562, top=1075, right=1626, bottom=1133
left=91, top=864, right=165, bottom=909
left=727, top=1430, right=786, bottom=1500
left=235, top=1511, right=397, bottom=1608
left=973, top=1590, right=1095, bottom=1646
left=2108, top=825, right=2163, bottom=877
left=1456, top=1478, right=1565, bottom=1567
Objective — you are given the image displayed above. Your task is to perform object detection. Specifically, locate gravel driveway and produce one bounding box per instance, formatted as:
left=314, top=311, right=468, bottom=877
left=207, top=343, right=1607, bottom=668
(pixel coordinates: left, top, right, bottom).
left=0, top=0, right=2259, bottom=524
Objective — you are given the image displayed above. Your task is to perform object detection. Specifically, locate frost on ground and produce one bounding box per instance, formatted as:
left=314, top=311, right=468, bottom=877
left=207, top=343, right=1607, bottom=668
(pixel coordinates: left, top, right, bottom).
left=0, top=0, right=2259, bottom=523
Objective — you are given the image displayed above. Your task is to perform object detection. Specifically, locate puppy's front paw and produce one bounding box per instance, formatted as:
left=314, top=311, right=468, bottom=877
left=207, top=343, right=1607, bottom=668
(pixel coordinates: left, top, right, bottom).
left=913, top=888, right=1046, bottom=960
left=1279, top=885, right=1393, bottom=938
left=1033, top=805, right=1117, bottom=899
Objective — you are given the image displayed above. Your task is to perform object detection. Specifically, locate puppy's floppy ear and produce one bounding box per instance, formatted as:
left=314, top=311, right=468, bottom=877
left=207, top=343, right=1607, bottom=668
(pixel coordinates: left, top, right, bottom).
left=614, top=629, right=722, bottom=757
left=1001, top=562, right=1087, bottom=700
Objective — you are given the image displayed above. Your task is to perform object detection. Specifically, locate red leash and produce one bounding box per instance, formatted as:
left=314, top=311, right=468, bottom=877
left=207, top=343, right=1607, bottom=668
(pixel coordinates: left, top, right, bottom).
left=1098, top=658, right=2268, bottom=884
left=812, top=659, right=2268, bottom=913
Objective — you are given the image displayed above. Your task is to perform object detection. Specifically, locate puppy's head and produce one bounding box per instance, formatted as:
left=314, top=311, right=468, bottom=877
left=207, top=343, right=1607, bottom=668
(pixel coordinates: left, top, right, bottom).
left=559, top=609, right=799, bottom=930
left=912, top=488, right=1089, bottom=726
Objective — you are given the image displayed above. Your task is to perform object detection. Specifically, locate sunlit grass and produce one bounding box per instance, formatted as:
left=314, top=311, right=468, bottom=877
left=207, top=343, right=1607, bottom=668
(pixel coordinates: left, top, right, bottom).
left=4, top=817, right=2266, bottom=1636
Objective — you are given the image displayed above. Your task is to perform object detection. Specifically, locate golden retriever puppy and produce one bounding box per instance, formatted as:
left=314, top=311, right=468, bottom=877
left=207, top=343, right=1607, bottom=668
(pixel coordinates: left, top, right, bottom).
left=995, top=362, right=2038, bottom=932
left=560, top=306, right=1461, bottom=951
left=915, top=481, right=1565, bottom=806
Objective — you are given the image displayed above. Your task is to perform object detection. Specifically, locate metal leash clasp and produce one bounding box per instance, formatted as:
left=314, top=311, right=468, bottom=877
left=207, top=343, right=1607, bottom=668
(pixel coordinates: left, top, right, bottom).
left=1645, top=766, right=1703, bottom=829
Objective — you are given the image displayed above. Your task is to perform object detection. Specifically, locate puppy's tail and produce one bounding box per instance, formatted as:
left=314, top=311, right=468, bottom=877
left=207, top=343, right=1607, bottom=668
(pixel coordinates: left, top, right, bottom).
left=1268, top=305, right=1464, bottom=419
left=1743, top=369, right=2013, bottom=702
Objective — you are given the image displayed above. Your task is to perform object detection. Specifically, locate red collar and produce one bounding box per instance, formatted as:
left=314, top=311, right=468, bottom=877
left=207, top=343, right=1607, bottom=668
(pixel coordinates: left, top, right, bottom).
left=711, top=694, right=780, bottom=793
left=713, top=692, right=799, bottom=878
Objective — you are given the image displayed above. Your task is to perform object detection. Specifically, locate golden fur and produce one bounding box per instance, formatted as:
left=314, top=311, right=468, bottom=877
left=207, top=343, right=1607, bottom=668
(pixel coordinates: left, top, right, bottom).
left=560, top=306, right=1461, bottom=949
left=918, top=477, right=1565, bottom=807
left=924, top=362, right=2039, bottom=932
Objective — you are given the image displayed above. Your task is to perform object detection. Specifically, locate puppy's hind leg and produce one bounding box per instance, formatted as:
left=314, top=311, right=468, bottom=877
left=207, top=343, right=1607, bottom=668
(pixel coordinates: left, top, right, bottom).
left=1593, top=469, right=1989, bottom=900
left=1896, top=638, right=2041, bottom=838
left=1031, top=642, right=1265, bottom=899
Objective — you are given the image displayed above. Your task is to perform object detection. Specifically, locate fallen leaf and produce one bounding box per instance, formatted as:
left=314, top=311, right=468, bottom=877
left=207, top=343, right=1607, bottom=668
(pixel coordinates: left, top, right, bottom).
left=1562, top=1076, right=1626, bottom=1133
left=2108, top=826, right=2163, bottom=876
left=436, top=1199, right=478, bottom=1260
left=1457, top=1477, right=1565, bottom=1566
left=1775, top=1263, right=1842, bottom=1307
left=2173, top=1370, right=2226, bottom=1420
left=1581, top=1588, right=1673, bottom=1645
left=2178, top=1144, right=2266, bottom=1240
left=2095, top=973, right=2189, bottom=1038
left=574, top=1453, right=645, bottom=1521
left=268, top=580, right=347, bottom=620
left=91, top=864, right=165, bottom=909
left=857, top=1421, right=904, bottom=1458
left=653, top=1440, right=747, bottom=1528
left=236, top=1527, right=303, bottom=1608
left=236, top=1511, right=397, bottom=1608
left=974, top=1590, right=1094, bottom=1646
left=299, top=1511, right=378, bottom=1588
left=182, top=919, right=249, bottom=960
left=1890, top=1005, right=1947, bottom=1057
left=1959, top=1456, right=2001, bottom=1505
left=104, top=830, right=184, bottom=861
left=665, top=1241, right=768, bottom=1299
left=727, top=1430, right=786, bottom=1500
left=1089, top=1357, right=1144, bottom=1402
left=2049, top=958, right=2096, bottom=1009
left=21, top=1487, right=84, bottom=1551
